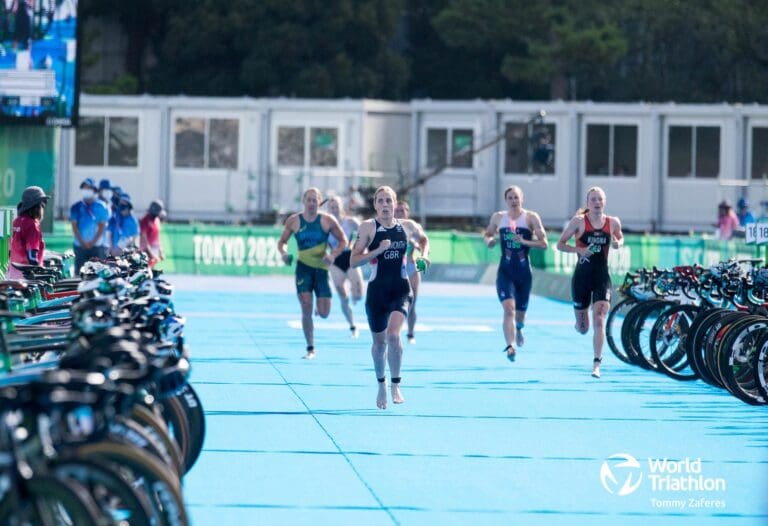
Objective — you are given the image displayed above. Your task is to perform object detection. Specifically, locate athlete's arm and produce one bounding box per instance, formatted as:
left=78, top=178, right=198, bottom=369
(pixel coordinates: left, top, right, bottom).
left=277, top=215, right=297, bottom=265
left=611, top=216, right=624, bottom=249
left=346, top=216, right=361, bottom=248
left=556, top=216, right=590, bottom=257
left=416, top=224, right=430, bottom=261
left=323, top=214, right=348, bottom=263
left=484, top=212, right=500, bottom=248
left=521, top=212, right=548, bottom=249
left=350, top=220, right=390, bottom=267
left=405, top=219, right=430, bottom=263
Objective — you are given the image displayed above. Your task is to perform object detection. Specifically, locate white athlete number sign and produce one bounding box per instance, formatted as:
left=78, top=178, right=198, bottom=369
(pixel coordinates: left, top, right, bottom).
left=754, top=222, right=768, bottom=245
left=746, top=223, right=757, bottom=244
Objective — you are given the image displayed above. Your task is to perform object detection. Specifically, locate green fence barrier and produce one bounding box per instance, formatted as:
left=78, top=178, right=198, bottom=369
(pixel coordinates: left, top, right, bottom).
left=0, top=127, right=57, bottom=233
left=42, top=222, right=764, bottom=278
left=0, top=207, right=15, bottom=277
left=159, top=223, right=295, bottom=275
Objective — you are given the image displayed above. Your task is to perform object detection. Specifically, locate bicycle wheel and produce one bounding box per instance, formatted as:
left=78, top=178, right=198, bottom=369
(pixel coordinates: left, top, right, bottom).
left=702, top=312, right=744, bottom=389
left=751, top=331, right=768, bottom=401
left=717, top=317, right=768, bottom=405
left=110, top=415, right=183, bottom=478
left=73, top=441, right=188, bottom=526
left=0, top=474, right=101, bottom=526
left=650, top=304, right=699, bottom=380
left=621, top=300, right=665, bottom=368
left=172, top=383, right=206, bottom=473
left=130, top=403, right=185, bottom=477
left=686, top=308, right=732, bottom=387
left=53, top=458, right=155, bottom=526
left=606, top=298, right=637, bottom=364
left=630, top=300, right=675, bottom=370
left=160, top=393, right=193, bottom=472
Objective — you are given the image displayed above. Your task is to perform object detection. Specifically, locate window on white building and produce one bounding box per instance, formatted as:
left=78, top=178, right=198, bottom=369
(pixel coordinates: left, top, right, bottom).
left=174, top=117, right=239, bottom=169
left=426, top=127, right=474, bottom=169
left=504, top=122, right=556, bottom=174
left=751, top=127, right=768, bottom=180
left=586, top=124, right=637, bottom=177
left=277, top=126, right=339, bottom=168
left=668, top=125, right=719, bottom=178
left=75, top=116, right=138, bottom=167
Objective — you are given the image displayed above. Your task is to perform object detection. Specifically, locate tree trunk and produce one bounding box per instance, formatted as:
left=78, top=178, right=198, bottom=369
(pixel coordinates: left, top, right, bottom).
left=549, top=71, right=568, bottom=100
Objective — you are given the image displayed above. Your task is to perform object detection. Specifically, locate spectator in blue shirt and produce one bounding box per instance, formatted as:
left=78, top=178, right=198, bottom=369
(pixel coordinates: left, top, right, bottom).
left=737, top=198, right=756, bottom=226
left=108, top=193, right=139, bottom=256
left=98, top=179, right=115, bottom=255
left=70, top=178, right=110, bottom=274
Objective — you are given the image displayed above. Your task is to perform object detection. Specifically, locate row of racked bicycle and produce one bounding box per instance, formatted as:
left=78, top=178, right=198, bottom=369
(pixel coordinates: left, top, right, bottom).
left=0, top=251, right=202, bottom=525
left=608, top=258, right=768, bottom=406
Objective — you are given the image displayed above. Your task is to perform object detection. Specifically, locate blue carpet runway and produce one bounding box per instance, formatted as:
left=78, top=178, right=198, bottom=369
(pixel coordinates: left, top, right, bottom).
left=173, top=276, right=768, bottom=526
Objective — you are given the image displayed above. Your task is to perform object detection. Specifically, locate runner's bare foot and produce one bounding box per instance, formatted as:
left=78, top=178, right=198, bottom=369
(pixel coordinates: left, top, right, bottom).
left=392, top=384, right=405, bottom=404
left=377, top=383, right=387, bottom=409
left=516, top=329, right=524, bottom=347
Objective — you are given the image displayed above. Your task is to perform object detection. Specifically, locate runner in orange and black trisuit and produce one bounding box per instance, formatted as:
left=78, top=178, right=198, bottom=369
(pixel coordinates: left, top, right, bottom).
left=557, top=186, right=624, bottom=379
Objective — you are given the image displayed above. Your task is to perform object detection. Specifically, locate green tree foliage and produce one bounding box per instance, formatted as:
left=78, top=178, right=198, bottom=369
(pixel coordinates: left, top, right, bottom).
left=405, top=0, right=525, bottom=98
left=81, top=0, right=185, bottom=92
left=146, top=0, right=408, bottom=98
left=79, top=0, right=768, bottom=103
left=432, top=0, right=627, bottom=99
left=611, top=0, right=768, bottom=102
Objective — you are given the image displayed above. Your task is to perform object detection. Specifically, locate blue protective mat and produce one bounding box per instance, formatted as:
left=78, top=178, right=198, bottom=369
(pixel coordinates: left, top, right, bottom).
left=175, top=279, right=768, bottom=526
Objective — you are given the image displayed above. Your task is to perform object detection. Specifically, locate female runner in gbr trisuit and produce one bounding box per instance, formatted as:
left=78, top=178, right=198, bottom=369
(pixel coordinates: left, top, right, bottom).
left=556, top=186, right=623, bottom=378
left=484, top=185, right=548, bottom=362
left=351, top=186, right=429, bottom=409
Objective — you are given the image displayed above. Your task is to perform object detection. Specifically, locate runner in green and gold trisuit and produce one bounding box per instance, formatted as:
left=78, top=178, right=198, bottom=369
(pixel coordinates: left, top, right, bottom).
left=278, top=188, right=347, bottom=359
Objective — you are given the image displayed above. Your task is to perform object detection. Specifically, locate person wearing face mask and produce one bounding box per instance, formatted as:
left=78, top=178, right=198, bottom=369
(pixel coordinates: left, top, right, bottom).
left=97, top=179, right=115, bottom=258
left=108, top=193, right=139, bottom=257
left=110, top=186, right=123, bottom=210
left=70, top=178, right=109, bottom=275
left=7, top=186, right=49, bottom=280
left=140, top=199, right=168, bottom=267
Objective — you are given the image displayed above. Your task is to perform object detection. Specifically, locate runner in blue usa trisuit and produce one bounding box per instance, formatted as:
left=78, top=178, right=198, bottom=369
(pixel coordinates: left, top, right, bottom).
left=556, top=186, right=624, bottom=378
left=484, top=185, right=548, bottom=362
left=278, top=188, right=347, bottom=360
left=351, top=186, right=429, bottom=409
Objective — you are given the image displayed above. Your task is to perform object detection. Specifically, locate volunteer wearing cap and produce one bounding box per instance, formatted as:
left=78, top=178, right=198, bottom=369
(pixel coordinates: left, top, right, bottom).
left=108, top=193, right=139, bottom=256
left=97, top=179, right=115, bottom=256
left=140, top=199, right=166, bottom=267
left=70, top=178, right=109, bottom=274
left=736, top=198, right=756, bottom=227
left=7, top=186, right=50, bottom=280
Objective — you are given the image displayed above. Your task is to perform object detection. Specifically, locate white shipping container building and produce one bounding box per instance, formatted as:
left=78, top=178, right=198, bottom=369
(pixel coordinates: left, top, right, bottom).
left=57, top=95, right=768, bottom=232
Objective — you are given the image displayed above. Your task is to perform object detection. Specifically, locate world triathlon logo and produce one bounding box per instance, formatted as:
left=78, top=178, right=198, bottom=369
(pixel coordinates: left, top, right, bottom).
left=600, top=453, right=643, bottom=496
